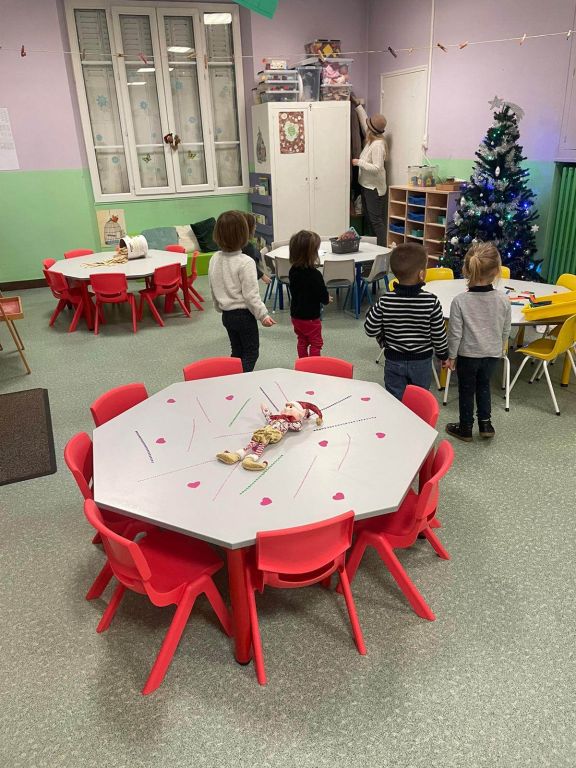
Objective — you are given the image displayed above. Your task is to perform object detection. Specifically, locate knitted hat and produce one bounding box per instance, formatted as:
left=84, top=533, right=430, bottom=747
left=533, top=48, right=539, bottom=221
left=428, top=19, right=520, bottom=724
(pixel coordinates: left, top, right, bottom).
left=298, top=401, right=323, bottom=426
left=367, top=113, right=387, bottom=135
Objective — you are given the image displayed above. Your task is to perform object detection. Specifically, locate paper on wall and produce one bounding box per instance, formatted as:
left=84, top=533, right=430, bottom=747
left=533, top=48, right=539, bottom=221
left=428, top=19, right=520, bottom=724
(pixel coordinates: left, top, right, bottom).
left=0, top=108, right=19, bottom=171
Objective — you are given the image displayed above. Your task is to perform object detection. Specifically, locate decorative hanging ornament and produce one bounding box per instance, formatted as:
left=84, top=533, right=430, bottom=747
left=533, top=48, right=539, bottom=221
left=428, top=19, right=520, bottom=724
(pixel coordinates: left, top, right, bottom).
left=387, top=46, right=398, bottom=58
left=531, top=224, right=539, bottom=232
left=495, top=166, right=501, bottom=177
left=450, top=236, right=459, bottom=245
left=459, top=41, right=469, bottom=50
left=20, top=44, right=26, bottom=57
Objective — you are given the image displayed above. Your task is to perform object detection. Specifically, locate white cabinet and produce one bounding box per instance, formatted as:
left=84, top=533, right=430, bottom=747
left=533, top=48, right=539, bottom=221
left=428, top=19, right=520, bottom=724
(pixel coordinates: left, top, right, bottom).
left=250, top=102, right=350, bottom=245
left=558, top=33, right=576, bottom=160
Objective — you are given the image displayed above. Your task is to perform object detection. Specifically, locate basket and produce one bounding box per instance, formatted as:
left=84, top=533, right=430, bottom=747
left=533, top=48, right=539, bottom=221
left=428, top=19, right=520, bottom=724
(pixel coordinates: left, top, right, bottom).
left=330, top=236, right=361, bottom=254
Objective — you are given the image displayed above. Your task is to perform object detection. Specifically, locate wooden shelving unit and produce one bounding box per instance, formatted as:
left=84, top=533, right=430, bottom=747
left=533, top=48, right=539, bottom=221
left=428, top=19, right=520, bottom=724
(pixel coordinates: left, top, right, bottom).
left=386, top=186, right=460, bottom=262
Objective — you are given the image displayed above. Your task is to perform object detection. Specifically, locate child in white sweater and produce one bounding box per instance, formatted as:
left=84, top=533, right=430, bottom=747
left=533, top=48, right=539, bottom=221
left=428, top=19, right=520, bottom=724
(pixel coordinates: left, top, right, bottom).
left=209, top=211, right=275, bottom=372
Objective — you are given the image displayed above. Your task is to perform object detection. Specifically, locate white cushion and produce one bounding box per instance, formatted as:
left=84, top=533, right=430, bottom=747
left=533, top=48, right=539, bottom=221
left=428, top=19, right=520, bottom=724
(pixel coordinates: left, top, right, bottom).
left=176, top=225, right=200, bottom=253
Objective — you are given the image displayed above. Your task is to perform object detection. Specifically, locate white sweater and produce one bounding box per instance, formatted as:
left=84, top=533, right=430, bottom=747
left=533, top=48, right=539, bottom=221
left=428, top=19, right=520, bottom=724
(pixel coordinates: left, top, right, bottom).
left=208, top=250, right=269, bottom=321
left=356, top=105, right=388, bottom=196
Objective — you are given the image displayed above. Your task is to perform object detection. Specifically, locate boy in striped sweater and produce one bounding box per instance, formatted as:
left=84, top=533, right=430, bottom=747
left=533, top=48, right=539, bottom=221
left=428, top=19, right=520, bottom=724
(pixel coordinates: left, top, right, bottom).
left=364, top=244, right=448, bottom=399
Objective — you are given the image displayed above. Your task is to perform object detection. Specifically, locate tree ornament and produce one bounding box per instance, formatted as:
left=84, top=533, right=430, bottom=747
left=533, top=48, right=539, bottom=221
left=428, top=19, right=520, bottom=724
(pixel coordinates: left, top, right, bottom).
left=495, top=166, right=501, bottom=177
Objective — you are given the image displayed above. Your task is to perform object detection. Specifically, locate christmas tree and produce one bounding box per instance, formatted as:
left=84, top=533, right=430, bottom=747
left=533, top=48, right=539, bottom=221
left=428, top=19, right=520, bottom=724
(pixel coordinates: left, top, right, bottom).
left=440, top=100, right=539, bottom=279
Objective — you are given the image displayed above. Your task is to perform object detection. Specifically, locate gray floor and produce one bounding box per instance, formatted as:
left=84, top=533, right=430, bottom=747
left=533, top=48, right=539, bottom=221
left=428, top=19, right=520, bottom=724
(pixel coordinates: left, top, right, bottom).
left=1, top=280, right=575, bottom=768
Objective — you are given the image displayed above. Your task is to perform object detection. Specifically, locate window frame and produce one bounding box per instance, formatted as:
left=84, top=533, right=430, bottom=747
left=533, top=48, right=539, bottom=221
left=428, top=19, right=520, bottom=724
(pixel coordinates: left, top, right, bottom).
left=65, top=0, right=249, bottom=203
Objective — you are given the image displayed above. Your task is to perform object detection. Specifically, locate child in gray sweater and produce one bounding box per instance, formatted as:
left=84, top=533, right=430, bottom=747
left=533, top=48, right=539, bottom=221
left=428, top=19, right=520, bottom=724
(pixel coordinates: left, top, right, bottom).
left=444, top=243, right=511, bottom=442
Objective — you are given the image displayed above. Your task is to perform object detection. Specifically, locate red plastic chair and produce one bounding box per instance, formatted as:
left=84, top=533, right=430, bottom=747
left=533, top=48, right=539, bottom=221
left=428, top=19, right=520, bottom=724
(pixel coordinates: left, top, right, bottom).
left=84, top=499, right=232, bottom=695
left=244, top=510, right=366, bottom=685
left=43, top=258, right=56, bottom=270
left=401, top=384, right=440, bottom=519
left=294, top=356, right=354, bottom=379
left=183, top=356, right=243, bottom=382
left=166, top=245, right=204, bottom=311
left=90, top=382, right=148, bottom=427
left=90, top=272, right=138, bottom=334
left=64, top=248, right=94, bottom=259
left=44, top=269, right=92, bottom=332
left=64, top=432, right=155, bottom=598
left=345, top=440, right=454, bottom=622
left=138, top=262, right=191, bottom=327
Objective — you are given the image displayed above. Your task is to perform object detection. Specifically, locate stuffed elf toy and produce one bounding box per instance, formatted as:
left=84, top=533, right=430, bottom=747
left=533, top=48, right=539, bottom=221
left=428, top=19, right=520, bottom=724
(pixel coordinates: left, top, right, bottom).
left=217, top=400, right=323, bottom=471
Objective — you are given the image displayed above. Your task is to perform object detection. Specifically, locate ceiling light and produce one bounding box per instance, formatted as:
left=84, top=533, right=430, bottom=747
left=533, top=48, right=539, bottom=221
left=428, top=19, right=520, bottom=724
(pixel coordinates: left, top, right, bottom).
left=137, top=67, right=155, bottom=73
left=167, top=46, right=192, bottom=53
left=204, top=12, right=232, bottom=25
left=128, top=81, right=146, bottom=86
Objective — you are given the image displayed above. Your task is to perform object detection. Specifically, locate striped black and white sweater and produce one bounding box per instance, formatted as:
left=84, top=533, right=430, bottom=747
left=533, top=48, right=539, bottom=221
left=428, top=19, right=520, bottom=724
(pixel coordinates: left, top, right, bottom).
left=364, top=283, right=449, bottom=361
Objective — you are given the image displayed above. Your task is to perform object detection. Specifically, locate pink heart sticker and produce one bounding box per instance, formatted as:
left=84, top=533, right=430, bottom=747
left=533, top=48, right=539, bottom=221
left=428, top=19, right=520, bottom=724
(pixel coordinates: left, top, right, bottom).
left=155, top=438, right=166, bottom=444
left=260, top=497, right=272, bottom=506
left=361, top=397, right=371, bottom=402
left=376, top=432, right=386, bottom=439
left=225, top=395, right=234, bottom=401
left=166, top=398, right=176, bottom=403
left=187, top=481, right=200, bottom=489
left=332, top=492, right=345, bottom=501
left=318, top=440, right=328, bottom=447
left=305, top=390, right=315, bottom=395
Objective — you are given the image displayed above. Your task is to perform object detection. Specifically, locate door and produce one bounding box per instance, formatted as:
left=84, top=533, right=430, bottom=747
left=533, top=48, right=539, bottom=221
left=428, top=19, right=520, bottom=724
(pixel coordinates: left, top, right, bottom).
left=309, top=102, right=350, bottom=237
left=271, top=106, right=311, bottom=240
left=380, top=67, right=428, bottom=187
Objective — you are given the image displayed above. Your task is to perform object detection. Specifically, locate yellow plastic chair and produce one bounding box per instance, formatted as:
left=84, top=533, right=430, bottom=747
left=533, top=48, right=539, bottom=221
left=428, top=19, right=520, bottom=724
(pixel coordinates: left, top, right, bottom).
left=508, top=314, right=576, bottom=414
left=388, top=278, right=398, bottom=290
left=500, top=266, right=511, bottom=278
left=425, top=267, right=454, bottom=282
left=557, top=273, right=576, bottom=291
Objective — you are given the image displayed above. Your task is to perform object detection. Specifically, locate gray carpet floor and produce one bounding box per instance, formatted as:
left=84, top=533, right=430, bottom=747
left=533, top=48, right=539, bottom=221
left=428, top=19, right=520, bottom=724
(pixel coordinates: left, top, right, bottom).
left=0, top=279, right=574, bottom=768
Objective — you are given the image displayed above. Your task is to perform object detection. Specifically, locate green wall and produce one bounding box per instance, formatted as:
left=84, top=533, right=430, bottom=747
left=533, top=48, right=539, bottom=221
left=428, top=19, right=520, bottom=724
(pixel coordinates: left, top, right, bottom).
left=430, top=158, right=555, bottom=265
left=0, top=169, right=249, bottom=283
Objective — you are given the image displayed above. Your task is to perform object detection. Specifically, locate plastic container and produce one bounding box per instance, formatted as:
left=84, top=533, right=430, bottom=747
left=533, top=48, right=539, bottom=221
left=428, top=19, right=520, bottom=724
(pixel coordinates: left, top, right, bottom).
left=410, top=229, right=424, bottom=238
left=390, top=223, right=405, bottom=234
left=297, top=66, right=321, bottom=101
left=321, top=84, right=351, bottom=101
left=261, top=91, right=300, bottom=103
left=437, top=215, right=446, bottom=225
left=522, top=290, right=576, bottom=321
left=330, top=235, right=361, bottom=254
left=408, top=165, right=438, bottom=187
left=408, top=194, right=426, bottom=206
left=407, top=212, right=425, bottom=222
left=258, top=69, right=300, bottom=85
left=119, top=235, right=148, bottom=260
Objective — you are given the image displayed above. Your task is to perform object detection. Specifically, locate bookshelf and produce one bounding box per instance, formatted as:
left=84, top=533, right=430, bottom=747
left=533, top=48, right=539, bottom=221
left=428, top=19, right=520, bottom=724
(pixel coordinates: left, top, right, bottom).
left=387, top=186, right=460, bottom=262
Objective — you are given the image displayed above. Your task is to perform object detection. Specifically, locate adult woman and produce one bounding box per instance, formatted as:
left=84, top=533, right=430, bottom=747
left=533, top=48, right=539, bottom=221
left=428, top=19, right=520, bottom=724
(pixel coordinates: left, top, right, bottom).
left=351, top=98, right=388, bottom=246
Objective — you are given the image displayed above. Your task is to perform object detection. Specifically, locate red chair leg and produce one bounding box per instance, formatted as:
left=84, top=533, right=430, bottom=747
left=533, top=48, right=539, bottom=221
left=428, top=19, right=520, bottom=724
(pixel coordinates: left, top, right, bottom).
left=94, top=301, right=101, bottom=335
left=92, top=532, right=102, bottom=545
left=374, top=538, right=435, bottom=621
left=142, top=587, right=196, bottom=695
left=49, top=299, right=67, bottom=326
left=186, top=286, right=204, bottom=312
left=343, top=534, right=369, bottom=585
left=130, top=296, right=138, bottom=333
left=422, top=527, right=450, bottom=560
left=86, top=561, right=113, bottom=600
left=246, top=582, right=266, bottom=685
left=96, top=582, right=126, bottom=631
left=174, top=293, right=191, bottom=318
left=430, top=517, right=441, bottom=529
left=203, top=578, right=233, bottom=636
left=190, top=285, right=204, bottom=302
left=337, top=567, right=366, bottom=655
left=68, top=300, right=85, bottom=333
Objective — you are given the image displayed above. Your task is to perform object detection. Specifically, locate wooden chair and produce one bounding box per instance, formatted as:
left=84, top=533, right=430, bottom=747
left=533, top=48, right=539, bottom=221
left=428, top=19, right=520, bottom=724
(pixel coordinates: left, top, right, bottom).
left=0, top=294, right=31, bottom=374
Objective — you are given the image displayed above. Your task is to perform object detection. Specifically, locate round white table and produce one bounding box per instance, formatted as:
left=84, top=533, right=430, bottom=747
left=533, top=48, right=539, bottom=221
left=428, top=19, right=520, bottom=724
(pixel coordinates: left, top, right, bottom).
left=93, top=368, right=437, bottom=662
left=49, top=249, right=189, bottom=328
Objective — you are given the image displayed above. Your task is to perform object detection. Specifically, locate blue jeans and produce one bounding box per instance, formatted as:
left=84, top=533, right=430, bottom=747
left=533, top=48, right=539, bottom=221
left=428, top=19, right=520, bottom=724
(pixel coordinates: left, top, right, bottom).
left=384, top=357, right=432, bottom=400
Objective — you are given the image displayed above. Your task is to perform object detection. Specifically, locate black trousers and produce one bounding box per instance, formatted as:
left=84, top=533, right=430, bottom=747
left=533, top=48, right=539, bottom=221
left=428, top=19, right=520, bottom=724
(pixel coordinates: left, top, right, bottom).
left=361, top=187, right=387, bottom=247
left=456, top=356, right=499, bottom=425
left=222, top=309, right=259, bottom=372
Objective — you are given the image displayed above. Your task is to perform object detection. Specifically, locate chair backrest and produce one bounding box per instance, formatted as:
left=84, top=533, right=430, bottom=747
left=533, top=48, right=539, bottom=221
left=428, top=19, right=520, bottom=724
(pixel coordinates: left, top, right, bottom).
left=151, top=262, right=181, bottom=293
left=166, top=243, right=186, bottom=254
left=264, top=253, right=276, bottom=277
left=43, top=258, right=56, bottom=270
left=551, top=314, right=576, bottom=355
left=90, top=272, right=129, bottom=300
left=500, top=266, right=511, bottom=278
left=256, top=510, right=354, bottom=587
left=294, top=356, right=353, bottom=379
left=90, top=382, right=149, bottom=427
left=183, top=356, right=243, bottom=381
left=64, top=249, right=94, bottom=259
left=365, top=251, right=390, bottom=282
left=188, top=250, right=199, bottom=280
left=43, top=268, right=70, bottom=298
left=271, top=240, right=289, bottom=249
left=415, top=440, right=454, bottom=523
left=275, top=256, right=291, bottom=281
left=557, top=273, right=576, bottom=291
left=322, top=258, right=355, bottom=286
left=401, top=384, right=439, bottom=428
left=84, top=499, right=151, bottom=592
left=425, top=267, right=454, bottom=282
left=64, top=432, right=94, bottom=500
left=389, top=278, right=398, bottom=291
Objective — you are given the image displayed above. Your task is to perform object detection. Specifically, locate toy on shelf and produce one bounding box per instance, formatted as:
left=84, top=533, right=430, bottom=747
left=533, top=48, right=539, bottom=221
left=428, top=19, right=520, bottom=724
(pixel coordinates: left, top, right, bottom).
left=305, top=40, right=342, bottom=57
left=217, top=401, right=323, bottom=471
left=322, top=61, right=350, bottom=85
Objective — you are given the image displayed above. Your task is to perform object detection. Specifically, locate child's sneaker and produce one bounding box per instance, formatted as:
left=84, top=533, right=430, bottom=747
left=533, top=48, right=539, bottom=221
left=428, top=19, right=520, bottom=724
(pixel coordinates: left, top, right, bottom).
left=445, top=423, right=473, bottom=442
left=478, top=419, right=495, bottom=438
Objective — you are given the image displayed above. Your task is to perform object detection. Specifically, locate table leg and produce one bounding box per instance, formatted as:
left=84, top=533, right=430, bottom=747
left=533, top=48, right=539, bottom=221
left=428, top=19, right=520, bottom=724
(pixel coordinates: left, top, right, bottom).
left=81, top=282, right=94, bottom=330
left=181, top=266, right=191, bottom=313
left=561, top=352, right=572, bottom=387
left=226, top=547, right=252, bottom=664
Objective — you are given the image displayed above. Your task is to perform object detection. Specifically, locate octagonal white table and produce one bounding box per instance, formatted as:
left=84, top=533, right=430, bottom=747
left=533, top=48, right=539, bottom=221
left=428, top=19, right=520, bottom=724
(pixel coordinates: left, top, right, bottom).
left=93, top=368, right=437, bottom=663
left=49, top=250, right=189, bottom=328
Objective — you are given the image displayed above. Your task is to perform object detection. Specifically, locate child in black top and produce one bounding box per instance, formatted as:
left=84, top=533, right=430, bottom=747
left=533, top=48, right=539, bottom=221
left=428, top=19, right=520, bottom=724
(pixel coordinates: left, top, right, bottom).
left=240, top=211, right=271, bottom=287
left=288, top=230, right=331, bottom=357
